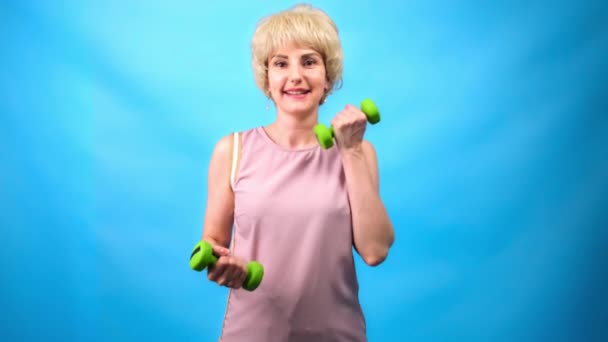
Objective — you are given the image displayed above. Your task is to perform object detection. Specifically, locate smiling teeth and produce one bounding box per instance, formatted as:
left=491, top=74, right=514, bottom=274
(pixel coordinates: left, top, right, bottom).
left=285, top=90, right=308, bottom=94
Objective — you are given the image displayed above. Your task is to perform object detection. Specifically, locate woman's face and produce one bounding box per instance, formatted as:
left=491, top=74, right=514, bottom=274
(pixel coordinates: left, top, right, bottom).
left=267, top=42, right=328, bottom=117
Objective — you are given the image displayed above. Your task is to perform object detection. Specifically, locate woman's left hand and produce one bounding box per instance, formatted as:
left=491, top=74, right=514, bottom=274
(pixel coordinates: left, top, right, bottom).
left=331, top=104, right=368, bottom=151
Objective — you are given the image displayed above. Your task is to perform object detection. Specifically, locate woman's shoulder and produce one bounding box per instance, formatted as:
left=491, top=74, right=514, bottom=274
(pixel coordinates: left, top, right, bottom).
left=210, top=127, right=259, bottom=161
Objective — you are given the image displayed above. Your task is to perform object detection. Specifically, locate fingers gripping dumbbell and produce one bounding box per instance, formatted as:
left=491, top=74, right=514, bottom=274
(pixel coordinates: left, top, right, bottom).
left=313, top=98, right=381, bottom=149
left=189, top=240, right=264, bottom=291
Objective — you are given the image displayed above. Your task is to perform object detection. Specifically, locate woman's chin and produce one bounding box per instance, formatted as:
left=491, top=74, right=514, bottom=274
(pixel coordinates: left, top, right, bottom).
left=284, top=106, right=316, bottom=117
left=278, top=99, right=320, bottom=116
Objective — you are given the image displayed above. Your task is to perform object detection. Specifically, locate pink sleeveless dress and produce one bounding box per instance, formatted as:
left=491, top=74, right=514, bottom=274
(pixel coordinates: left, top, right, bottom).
left=220, top=127, right=367, bottom=342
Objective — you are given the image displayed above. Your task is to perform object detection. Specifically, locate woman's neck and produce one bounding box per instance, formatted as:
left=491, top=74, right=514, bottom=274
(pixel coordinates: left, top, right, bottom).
left=265, top=110, right=319, bottom=149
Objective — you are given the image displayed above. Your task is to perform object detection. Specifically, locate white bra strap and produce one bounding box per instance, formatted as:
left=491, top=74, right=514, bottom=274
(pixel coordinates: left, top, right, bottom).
left=229, top=132, right=240, bottom=251
left=230, top=132, right=240, bottom=189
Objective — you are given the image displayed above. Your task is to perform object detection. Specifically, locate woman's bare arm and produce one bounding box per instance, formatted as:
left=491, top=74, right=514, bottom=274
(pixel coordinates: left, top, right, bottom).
left=201, top=134, right=235, bottom=249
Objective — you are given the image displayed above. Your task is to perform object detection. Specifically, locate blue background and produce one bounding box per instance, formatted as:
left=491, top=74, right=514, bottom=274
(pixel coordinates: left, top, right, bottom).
left=1, top=0, right=607, bottom=341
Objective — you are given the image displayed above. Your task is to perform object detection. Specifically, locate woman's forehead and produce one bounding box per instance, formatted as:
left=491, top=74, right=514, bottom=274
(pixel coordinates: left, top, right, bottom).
left=270, top=42, right=321, bottom=57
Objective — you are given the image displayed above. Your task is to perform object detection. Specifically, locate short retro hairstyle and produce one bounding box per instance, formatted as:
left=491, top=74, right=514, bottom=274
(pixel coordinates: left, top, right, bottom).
left=251, top=3, right=343, bottom=103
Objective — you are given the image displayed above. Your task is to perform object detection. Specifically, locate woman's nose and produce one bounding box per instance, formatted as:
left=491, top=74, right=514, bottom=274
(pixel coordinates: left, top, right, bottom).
left=288, top=65, right=302, bottom=83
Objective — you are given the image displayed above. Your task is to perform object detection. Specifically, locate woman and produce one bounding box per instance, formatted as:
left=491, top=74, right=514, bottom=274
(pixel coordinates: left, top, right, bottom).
left=200, top=4, right=394, bottom=341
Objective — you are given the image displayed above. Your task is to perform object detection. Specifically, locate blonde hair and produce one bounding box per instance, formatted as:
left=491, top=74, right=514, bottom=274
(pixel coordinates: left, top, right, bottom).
left=251, top=3, right=343, bottom=103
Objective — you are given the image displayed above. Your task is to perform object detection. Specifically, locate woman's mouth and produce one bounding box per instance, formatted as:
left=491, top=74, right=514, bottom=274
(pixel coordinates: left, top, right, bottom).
left=284, top=89, right=311, bottom=99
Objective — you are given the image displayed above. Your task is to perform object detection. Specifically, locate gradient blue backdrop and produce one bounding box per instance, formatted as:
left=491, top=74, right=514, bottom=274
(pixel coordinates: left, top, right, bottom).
left=2, top=0, right=607, bottom=341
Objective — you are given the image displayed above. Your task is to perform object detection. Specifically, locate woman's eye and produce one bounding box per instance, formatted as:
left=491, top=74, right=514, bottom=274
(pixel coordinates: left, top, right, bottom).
left=304, top=59, right=316, bottom=66
left=274, top=61, right=287, bottom=67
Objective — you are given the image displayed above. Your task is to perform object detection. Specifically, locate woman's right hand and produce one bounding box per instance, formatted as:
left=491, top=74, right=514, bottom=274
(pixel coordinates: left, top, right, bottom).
left=207, top=245, right=249, bottom=289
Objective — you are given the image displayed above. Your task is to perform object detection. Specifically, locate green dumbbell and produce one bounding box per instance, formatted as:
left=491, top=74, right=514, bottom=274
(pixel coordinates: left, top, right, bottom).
left=314, top=98, right=381, bottom=149
left=189, top=240, right=264, bottom=291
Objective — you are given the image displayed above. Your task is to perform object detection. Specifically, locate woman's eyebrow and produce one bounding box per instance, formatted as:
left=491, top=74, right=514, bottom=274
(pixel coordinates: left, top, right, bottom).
left=271, top=53, right=321, bottom=59
left=301, top=53, right=321, bottom=58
